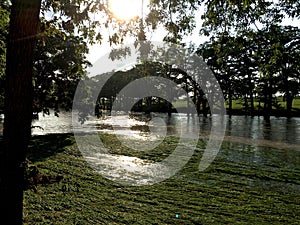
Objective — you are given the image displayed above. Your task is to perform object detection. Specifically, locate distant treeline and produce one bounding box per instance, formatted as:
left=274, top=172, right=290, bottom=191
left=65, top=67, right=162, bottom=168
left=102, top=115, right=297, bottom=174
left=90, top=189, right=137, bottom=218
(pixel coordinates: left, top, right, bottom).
left=86, top=60, right=300, bottom=119
left=197, top=25, right=300, bottom=119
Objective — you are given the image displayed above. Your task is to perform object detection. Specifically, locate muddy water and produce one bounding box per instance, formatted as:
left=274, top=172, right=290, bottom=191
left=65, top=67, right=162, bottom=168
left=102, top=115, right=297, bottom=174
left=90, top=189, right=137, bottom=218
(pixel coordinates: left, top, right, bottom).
left=1, top=112, right=300, bottom=148
left=1, top=112, right=299, bottom=185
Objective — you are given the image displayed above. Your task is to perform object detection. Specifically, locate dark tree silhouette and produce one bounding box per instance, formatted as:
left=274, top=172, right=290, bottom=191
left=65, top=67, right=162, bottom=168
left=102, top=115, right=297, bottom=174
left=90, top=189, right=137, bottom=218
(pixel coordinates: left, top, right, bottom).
left=0, top=0, right=41, bottom=223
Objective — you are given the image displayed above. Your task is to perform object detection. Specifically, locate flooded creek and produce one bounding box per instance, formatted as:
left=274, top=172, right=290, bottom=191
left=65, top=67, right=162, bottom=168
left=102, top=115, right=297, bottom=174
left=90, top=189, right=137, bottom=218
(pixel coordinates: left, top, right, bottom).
left=0, top=112, right=299, bottom=186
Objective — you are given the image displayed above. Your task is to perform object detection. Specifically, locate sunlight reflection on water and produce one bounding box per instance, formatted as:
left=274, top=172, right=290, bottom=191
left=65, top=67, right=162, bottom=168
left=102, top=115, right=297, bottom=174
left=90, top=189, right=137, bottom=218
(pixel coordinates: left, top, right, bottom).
left=85, top=153, right=168, bottom=185
left=0, top=112, right=300, bottom=148
left=1, top=112, right=299, bottom=186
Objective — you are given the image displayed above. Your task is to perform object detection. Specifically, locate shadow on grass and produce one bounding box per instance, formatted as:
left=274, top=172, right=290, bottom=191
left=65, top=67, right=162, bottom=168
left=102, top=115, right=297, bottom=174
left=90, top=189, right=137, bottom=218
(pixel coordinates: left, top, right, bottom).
left=27, top=133, right=75, bottom=163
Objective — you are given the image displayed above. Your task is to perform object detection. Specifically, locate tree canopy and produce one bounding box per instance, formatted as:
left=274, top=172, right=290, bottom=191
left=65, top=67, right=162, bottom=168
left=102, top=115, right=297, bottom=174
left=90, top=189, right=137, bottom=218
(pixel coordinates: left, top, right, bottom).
left=196, top=0, right=300, bottom=117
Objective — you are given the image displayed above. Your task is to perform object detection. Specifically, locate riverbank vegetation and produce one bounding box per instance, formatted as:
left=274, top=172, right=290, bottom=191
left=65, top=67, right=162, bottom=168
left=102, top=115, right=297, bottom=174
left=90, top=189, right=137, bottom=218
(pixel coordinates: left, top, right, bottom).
left=84, top=63, right=300, bottom=119
left=20, top=133, right=300, bottom=224
left=225, top=97, right=300, bottom=117
left=173, top=97, right=300, bottom=117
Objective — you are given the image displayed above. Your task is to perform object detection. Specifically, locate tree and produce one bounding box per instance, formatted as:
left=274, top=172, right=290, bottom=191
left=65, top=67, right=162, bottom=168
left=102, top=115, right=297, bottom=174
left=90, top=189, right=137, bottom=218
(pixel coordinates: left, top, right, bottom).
left=0, top=2, right=91, bottom=115
left=0, top=0, right=138, bottom=223
left=33, top=30, right=91, bottom=115
left=0, top=1, right=203, bottom=223
left=1, top=0, right=42, bottom=223
left=198, top=0, right=300, bottom=118
left=255, top=25, right=300, bottom=117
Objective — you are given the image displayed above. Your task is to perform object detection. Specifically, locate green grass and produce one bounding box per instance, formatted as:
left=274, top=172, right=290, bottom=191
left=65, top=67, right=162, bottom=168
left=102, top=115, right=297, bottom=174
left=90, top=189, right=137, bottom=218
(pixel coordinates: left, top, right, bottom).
left=23, top=133, right=300, bottom=224
left=292, top=97, right=300, bottom=109
left=173, top=97, right=300, bottom=111
left=227, top=97, right=300, bottom=110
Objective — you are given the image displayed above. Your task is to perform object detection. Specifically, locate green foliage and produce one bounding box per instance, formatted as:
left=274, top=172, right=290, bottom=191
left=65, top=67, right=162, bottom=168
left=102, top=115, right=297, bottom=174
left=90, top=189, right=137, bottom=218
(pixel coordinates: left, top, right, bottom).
left=0, top=0, right=148, bottom=113
left=1, top=0, right=299, bottom=116
left=198, top=0, right=300, bottom=116
left=0, top=3, right=92, bottom=114
left=147, top=0, right=199, bottom=43
left=39, top=0, right=140, bottom=45
left=279, top=0, right=300, bottom=19
left=89, top=60, right=208, bottom=114
left=33, top=29, right=91, bottom=114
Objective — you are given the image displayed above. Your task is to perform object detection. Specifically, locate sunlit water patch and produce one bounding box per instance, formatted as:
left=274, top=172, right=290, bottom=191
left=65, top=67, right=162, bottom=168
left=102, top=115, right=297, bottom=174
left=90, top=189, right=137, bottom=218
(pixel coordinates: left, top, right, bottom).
left=1, top=112, right=299, bottom=189
left=1, top=112, right=300, bottom=151
left=85, top=153, right=169, bottom=185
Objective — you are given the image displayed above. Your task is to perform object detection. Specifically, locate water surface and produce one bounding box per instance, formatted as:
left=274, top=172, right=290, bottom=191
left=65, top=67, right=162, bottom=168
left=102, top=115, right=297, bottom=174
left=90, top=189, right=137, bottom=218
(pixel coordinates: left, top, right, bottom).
left=1, top=112, right=300, bottom=148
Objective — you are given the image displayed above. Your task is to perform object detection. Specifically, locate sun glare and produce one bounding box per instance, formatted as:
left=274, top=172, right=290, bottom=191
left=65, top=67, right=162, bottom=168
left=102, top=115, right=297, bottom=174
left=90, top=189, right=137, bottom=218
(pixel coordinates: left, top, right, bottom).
left=109, top=0, right=142, bottom=21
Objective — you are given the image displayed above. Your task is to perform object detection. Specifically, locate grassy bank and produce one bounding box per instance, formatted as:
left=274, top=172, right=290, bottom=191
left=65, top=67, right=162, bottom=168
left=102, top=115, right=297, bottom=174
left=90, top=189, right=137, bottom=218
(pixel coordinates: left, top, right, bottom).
left=22, top=133, right=300, bottom=224
left=173, top=97, right=300, bottom=117
left=226, top=97, right=300, bottom=116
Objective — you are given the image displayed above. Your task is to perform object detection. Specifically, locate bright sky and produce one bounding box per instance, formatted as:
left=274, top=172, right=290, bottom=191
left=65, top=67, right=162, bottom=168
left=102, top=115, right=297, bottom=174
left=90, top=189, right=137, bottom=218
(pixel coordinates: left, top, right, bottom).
left=87, top=1, right=208, bottom=64
left=109, top=0, right=143, bottom=21
left=87, top=1, right=300, bottom=65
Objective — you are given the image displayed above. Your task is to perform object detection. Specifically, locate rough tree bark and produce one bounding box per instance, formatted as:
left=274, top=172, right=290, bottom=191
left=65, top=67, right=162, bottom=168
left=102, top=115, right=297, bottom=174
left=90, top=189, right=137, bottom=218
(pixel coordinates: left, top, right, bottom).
left=0, top=0, right=41, bottom=224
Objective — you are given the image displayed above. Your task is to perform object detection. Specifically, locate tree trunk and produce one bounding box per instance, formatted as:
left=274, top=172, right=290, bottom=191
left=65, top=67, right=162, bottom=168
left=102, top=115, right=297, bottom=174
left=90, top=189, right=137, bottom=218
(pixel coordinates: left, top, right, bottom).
left=202, top=98, right=207, bottom=117
left=1, top=0, right=41, bottom=224
left=167, top=101, right=172, bottom=116
left=249, top=92, right=254, bottom=117
left=196, top=95, right=201, bottom=115
left=248, top=79, right=254, bottom=117
left=264, top=81, right=272, bottom=120
left=286, top=92, right=293, bottom=117
left=244, top=95, right=248, bottom=115
left=228, top=89, right=232, bottom=116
